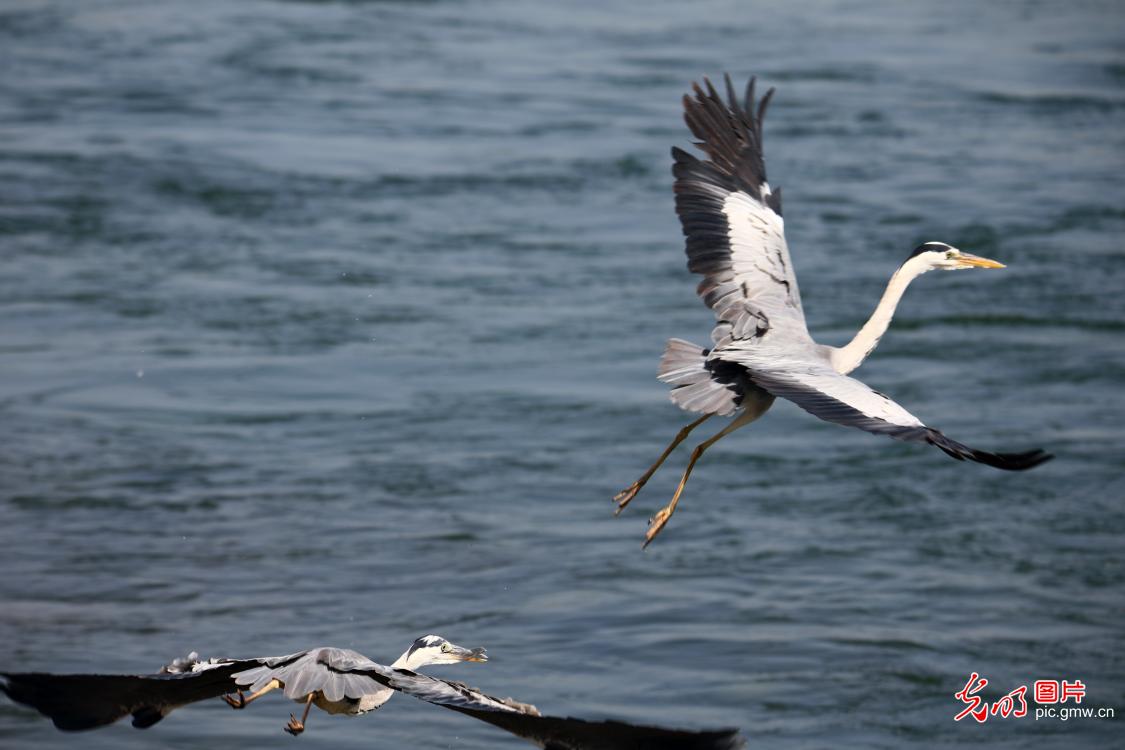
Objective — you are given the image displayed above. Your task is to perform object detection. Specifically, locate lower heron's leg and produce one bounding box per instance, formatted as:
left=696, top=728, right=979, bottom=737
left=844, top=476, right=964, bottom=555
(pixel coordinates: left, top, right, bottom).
left=643, top=406, right=765, bottom=548
left=614, top=413, right=712, bottom=514
left=285, top=693, right=315, bottom=736
left=223, top=679, right=282, bottom=709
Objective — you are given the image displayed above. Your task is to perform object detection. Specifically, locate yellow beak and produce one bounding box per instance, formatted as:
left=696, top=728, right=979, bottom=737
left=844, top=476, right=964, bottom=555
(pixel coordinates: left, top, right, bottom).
left=455, top=646, right=488, bottom=663
left=956, top=253, right=1005, bottom=269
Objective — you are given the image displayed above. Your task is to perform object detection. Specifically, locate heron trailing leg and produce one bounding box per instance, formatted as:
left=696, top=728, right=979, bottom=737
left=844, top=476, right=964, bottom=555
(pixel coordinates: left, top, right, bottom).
left=643, top=398, right=772, bottom=548
left=614, top=413, right=712, bottom=514
left=223, top=679, right=282, bottom=710
left=285, top=693, right=315, bottom=736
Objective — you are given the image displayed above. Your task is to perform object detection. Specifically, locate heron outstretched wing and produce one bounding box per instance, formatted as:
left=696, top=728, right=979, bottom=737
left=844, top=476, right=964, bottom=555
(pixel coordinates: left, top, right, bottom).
left=1, top=650, right=399, bottom=731
left=365, top=666, right=745, bottom=750
left=0, top=659, right=255, bottom=731
left=672, top=74, right=808, bottom=349
left=724, top=350, right=1051, bottom=470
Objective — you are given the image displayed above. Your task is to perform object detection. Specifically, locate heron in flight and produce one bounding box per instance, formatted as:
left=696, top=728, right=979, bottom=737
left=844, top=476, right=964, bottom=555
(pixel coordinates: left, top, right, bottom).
left=217, top=633, right=488, bottom=735
left=2, top=634, right=743, bottom=749
left=615, top=75, right=1051, bottom=547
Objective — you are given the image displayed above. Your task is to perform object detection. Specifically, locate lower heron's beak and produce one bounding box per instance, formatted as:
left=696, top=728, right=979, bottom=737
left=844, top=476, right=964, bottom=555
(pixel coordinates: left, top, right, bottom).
left=956, top=253, right=1005, bottom=269
left=453, top=646, right=488, bottom=663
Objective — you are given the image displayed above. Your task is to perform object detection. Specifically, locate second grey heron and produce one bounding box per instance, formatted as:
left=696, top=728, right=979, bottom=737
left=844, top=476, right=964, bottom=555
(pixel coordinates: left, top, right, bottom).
left=2, top=635, right=483, bottom=737
left=615, top=75, right=1052, bottom=547
left=217, top=633, right=487, bottom=735
left=2, top=634, right=744, bottom=749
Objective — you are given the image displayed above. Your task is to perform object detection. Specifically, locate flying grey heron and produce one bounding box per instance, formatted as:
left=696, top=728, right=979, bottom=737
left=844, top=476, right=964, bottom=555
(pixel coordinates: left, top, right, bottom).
left=217, top=633, right=488, bottom=735
left=615, top=75, right=1052, bottom=547
left=2, top=634, right=743, bottom=749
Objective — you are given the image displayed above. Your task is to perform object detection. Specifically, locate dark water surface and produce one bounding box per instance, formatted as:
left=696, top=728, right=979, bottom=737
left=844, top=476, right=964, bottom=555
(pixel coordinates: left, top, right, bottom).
left=1, top=1, right=1123, bottom=747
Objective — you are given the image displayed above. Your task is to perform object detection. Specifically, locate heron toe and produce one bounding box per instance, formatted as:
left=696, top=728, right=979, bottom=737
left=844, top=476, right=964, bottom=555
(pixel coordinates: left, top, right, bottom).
left=643, top=507, right=674, bottom=548
left=284, top=715, right=305, bottom=736
left=613, top=483, right=642, bottom=514
left=222, top=691, right=246, bottom=709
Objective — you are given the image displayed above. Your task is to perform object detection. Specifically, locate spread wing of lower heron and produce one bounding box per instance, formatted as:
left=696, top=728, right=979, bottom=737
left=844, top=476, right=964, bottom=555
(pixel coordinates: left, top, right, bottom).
left=614, top=74, right=1052, bottom=546
left=1, top=635, right=743, bottom=750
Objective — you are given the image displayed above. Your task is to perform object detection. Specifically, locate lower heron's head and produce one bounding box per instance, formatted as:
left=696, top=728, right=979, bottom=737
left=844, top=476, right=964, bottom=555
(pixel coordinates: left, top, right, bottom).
left=906, top=241, right=1005, bottom=272
left=402, top=635, right=488, bottom=669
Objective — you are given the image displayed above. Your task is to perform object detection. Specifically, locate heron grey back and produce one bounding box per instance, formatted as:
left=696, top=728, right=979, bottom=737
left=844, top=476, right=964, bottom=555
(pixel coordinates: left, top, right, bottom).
left=233, top=648, right=391, bottom=704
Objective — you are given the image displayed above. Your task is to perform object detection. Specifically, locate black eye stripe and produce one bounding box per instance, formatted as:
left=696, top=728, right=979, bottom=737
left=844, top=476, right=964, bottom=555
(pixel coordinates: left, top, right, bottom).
left=907, top=242, right=948, bottom=261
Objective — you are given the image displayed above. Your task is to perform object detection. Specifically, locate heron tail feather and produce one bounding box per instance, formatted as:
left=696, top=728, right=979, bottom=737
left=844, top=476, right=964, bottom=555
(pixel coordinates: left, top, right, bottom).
left=658, top=339, right=742, bottom=416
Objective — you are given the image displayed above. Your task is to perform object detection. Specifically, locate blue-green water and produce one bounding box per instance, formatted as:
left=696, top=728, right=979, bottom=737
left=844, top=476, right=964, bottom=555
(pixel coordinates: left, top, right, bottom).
left=1, top=1, right=1122, bottom=748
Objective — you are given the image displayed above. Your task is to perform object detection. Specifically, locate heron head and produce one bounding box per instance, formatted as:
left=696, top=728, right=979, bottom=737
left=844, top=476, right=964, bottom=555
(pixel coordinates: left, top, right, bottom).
left=405, top=634, right=488, bottom=668
left=907, top=241, right=1005, bottom=272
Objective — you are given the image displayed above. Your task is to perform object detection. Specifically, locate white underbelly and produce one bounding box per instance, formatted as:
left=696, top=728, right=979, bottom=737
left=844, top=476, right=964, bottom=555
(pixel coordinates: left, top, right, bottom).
left=312, top=687, right=394, bottom=716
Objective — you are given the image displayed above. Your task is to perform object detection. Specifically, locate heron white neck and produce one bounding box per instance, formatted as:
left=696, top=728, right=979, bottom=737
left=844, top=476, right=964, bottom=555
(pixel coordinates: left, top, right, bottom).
left=830, top=258, right=927, bottom=374
left=390, top=646, right=419, bottom=670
